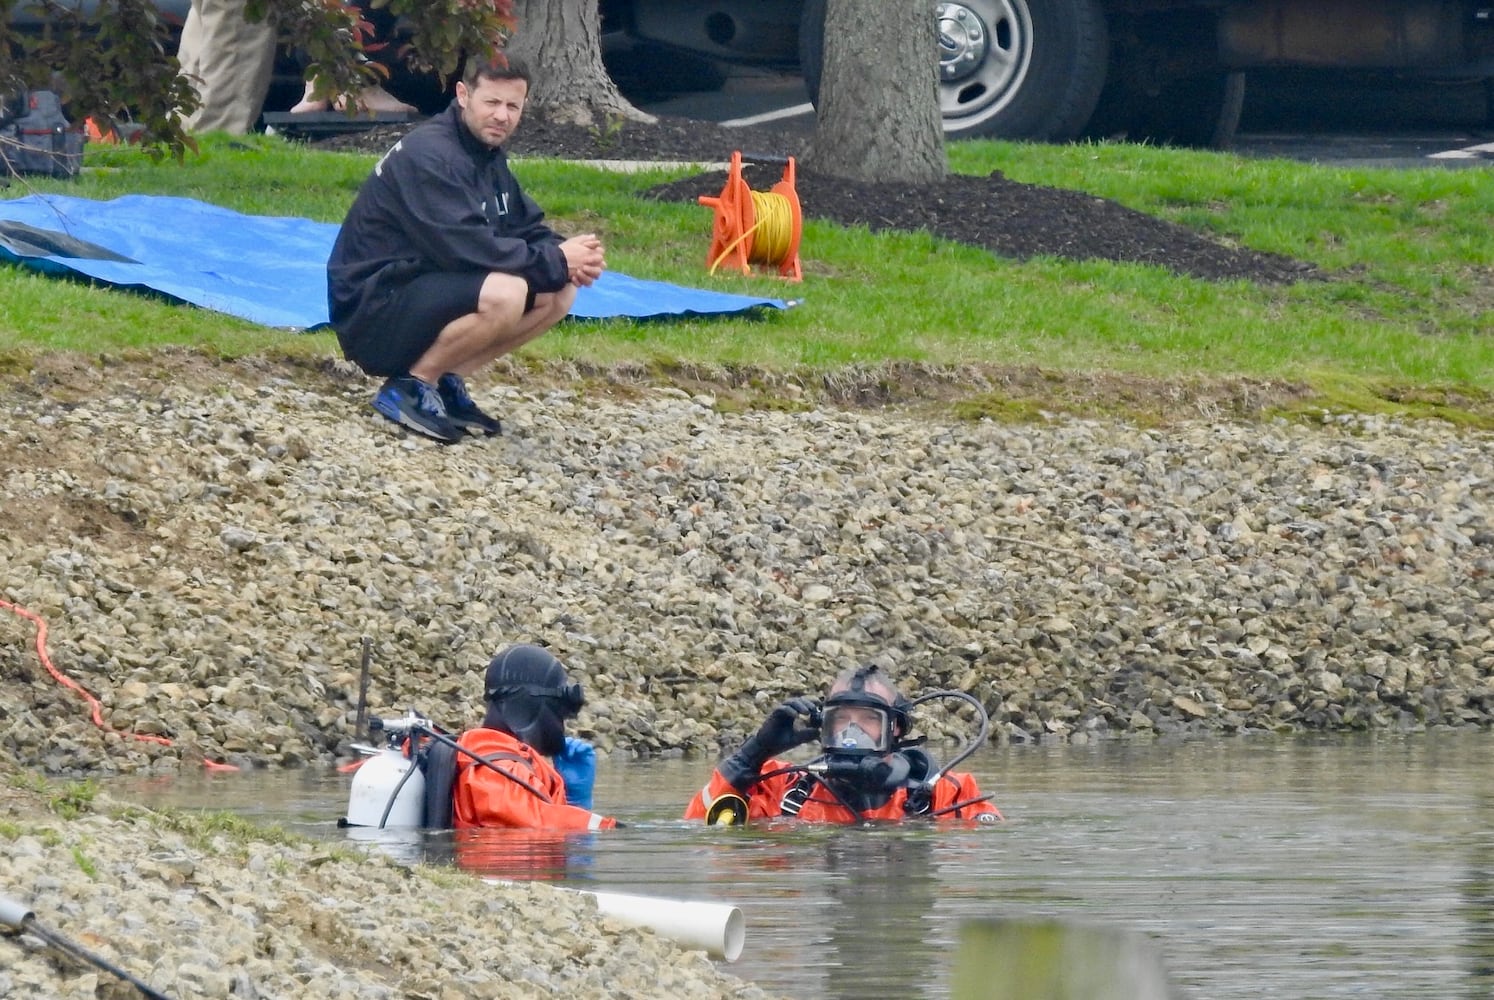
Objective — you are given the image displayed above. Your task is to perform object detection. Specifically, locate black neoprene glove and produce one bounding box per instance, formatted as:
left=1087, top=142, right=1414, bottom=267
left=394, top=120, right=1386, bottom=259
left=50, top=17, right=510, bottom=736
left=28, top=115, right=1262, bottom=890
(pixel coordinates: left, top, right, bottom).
left=903, top=781, right=934, bottom=816
left=719, top=697, right=820, bottom=790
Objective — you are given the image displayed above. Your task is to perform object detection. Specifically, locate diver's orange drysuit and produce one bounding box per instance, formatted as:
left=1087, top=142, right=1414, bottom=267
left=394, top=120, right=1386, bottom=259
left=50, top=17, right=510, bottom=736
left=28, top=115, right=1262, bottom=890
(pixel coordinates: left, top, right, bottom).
left=684, top=756, right=1002, bottom=824
left=453, top=728, right=615, bottom=831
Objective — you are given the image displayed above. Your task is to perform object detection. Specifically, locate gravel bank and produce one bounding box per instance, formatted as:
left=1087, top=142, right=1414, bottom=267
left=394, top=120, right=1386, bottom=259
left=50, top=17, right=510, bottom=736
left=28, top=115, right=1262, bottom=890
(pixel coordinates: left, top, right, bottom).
left=2, top=356, right=1492, bottom=776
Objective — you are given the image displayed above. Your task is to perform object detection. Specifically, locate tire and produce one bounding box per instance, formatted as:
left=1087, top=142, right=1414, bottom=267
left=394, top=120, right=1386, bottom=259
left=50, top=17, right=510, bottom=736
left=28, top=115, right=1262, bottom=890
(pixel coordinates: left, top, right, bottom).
left=1086, top=69, right=1246, bottom=149
left=1081, top=10, right=1244, bottom=149
left=799, top=0, right=1109, bottom=142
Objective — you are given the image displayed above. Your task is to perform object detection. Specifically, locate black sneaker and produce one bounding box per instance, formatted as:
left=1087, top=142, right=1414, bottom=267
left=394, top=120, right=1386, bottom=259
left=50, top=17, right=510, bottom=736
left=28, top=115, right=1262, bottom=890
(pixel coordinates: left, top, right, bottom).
left=371, top=375, right=463, bottom=444
left=437, top=373, right=502, bottom=436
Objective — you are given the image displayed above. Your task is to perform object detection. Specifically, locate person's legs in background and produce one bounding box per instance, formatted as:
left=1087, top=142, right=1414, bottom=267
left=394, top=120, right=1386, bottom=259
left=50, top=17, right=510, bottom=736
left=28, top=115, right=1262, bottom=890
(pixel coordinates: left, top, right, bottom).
left=178, top=0, right=276, bottom=134
left=287, top=0, right=417, bottom=116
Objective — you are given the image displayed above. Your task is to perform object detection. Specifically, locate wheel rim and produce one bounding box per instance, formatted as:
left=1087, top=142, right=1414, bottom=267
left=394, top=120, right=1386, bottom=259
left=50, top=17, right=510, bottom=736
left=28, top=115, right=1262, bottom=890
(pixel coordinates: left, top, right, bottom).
left=936, top=0, right=1033, bottom=128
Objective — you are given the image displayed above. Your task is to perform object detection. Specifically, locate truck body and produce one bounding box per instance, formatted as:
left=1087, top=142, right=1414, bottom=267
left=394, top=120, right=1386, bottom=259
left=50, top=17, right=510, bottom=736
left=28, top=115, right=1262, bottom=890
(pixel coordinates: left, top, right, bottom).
left=602, top=0, right=1494, bottom=146
left=13, top=1, right=1490, bottom=145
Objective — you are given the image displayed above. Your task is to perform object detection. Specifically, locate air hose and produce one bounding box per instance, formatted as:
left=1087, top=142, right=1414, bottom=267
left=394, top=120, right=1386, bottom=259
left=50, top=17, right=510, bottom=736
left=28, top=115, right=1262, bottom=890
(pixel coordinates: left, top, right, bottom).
left=709, top=190, right=797, bottom=273
left=907, top=689, right=991, bottom=778
left=2, top=895, right=172, bottom=999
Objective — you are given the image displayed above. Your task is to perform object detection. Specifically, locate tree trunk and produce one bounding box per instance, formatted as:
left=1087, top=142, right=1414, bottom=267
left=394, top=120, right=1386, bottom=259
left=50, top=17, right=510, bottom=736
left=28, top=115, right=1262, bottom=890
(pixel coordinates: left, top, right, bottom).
left=506, top=0, right=653, bottom=126
left=804, top=0, right=946, bottom=184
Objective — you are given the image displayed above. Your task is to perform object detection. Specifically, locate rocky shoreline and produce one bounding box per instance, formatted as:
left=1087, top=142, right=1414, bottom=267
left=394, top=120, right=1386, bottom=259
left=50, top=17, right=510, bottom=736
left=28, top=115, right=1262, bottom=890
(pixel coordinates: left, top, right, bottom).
left=2, top=354, right=1491, bottom=776
left=2, top=352, right=1491, bottom=996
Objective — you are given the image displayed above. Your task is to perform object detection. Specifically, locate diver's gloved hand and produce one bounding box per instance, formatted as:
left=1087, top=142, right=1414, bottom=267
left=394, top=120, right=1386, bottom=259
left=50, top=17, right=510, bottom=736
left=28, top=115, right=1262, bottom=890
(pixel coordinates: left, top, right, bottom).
left=752, top=697, right=822, bottom=756
left=719, top=697, right=820, bottom=790
left=553, top=737, right=597, bottom=809
left=903, top=782, right=934, bottom=816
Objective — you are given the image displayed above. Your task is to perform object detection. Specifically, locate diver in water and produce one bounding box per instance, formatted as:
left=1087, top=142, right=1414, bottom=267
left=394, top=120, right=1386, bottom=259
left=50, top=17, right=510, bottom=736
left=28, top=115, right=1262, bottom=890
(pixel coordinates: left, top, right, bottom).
left=451, top=644, right=616, bottom=831
left=684, top=664, right=1003, bottom=825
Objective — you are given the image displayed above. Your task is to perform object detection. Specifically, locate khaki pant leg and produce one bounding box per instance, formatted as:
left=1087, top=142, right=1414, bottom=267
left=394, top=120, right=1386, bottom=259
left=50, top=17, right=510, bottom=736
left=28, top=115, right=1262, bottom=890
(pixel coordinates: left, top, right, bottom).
left=179, top=0, right=277, bottom=134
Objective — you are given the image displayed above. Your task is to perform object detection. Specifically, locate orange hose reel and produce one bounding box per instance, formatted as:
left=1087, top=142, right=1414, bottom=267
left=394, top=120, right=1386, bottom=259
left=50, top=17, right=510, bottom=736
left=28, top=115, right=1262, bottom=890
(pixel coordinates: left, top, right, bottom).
left=698, top=150, right=803, bottom=282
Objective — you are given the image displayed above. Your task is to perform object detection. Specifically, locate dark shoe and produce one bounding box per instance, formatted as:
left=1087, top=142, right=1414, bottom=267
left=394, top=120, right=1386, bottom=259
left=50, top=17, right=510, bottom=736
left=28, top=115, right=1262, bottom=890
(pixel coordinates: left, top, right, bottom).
left=371, top=375, right=463, bottom=444
left=437, top=373, right=502, bottom=436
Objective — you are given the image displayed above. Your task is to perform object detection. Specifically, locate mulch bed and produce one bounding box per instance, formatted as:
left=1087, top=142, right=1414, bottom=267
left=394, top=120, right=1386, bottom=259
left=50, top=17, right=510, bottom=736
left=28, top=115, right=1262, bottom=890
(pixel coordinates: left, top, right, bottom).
left=314, top=109, right=1322, bottom=285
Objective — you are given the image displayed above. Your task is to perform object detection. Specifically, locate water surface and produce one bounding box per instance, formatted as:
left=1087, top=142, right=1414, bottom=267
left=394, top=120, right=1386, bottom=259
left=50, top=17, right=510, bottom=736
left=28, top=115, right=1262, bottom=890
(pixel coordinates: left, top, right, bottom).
left=117, top=732, right=1494, bottom=999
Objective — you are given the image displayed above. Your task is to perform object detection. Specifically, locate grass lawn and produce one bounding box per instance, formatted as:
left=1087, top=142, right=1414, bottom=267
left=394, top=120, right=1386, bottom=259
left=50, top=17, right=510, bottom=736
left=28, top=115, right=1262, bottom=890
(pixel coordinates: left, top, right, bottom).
left=1, top=133, right=1489, bottom=424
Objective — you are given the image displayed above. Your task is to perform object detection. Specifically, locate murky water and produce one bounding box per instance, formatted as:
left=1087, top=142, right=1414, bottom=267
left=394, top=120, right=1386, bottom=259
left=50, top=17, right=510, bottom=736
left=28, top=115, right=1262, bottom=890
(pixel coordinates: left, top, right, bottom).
left=115, top=732, right=1494, bottom=999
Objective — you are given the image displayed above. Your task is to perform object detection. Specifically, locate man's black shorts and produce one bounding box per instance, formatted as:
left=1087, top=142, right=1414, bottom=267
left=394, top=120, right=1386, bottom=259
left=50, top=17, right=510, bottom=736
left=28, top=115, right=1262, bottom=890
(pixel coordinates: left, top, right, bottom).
left=337, top=272, right=490, bottom=378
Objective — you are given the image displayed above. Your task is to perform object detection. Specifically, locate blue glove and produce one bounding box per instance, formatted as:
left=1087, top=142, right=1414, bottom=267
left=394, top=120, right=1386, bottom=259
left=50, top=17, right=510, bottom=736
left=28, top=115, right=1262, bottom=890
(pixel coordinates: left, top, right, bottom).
left=552, top=737, right=597, bottom=810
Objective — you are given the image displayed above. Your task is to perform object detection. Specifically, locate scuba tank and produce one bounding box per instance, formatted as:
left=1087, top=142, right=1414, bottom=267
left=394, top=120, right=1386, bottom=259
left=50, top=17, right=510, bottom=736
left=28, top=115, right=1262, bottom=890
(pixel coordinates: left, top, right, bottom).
left=345, top=745, right=426, bottom=828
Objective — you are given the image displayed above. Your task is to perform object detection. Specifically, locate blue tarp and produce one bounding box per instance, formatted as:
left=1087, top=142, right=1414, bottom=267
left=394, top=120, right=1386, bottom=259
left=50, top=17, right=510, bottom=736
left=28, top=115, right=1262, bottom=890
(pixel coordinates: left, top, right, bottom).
left=0, top=194, right=788, bottom=330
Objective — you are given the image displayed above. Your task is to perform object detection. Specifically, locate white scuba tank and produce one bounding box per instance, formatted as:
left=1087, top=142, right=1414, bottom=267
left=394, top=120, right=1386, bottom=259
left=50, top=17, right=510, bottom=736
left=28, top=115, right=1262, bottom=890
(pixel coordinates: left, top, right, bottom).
left=345, top=747, right=426, bottom=827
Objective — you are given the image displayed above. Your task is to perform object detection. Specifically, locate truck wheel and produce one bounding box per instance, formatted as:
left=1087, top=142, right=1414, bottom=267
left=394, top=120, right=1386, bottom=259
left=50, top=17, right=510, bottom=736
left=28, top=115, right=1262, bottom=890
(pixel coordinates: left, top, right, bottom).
left=1081, top=11, right=1244, bottom=149
left=799, top=0, right=1109, bottom=142
left=1085, top=69, right=1246, bottom=149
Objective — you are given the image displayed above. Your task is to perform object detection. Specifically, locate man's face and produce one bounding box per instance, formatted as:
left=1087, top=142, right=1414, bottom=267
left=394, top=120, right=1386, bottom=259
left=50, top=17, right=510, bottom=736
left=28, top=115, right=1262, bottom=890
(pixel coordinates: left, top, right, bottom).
left=457, top=75, right=528, bottom=149
left=824, top=704, right=887, bottom=751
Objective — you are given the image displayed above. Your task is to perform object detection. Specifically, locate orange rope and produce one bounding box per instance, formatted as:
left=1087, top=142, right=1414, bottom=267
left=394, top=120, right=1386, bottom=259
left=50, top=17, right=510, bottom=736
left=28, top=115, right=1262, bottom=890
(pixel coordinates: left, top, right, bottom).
left=1, top=597, right=238, bottom=769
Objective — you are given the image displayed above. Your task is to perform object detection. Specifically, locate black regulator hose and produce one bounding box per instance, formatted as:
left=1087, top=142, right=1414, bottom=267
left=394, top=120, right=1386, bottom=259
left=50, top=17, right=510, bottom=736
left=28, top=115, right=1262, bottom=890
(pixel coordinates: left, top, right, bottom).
left=906, top=689, right=990, bottom=777
left=425, top=726, right=556, bottom=803
left=2, top=895, right=172, bottom=999
left=363, top=714, right=558, bottom=828
left=740, top=757, right=869, bottom=821
left=379, top=748, right=423, bottom=829
left=807, top=766, right=866, bottom=819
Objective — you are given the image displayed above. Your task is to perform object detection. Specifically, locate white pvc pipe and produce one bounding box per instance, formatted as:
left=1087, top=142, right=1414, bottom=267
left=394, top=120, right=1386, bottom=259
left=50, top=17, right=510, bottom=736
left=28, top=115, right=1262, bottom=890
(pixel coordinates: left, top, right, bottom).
left=582, top=889, right=745, bottom=963
left=1, top=896, right=34, bottom=929
left=484, top=879, right=744, bottom=962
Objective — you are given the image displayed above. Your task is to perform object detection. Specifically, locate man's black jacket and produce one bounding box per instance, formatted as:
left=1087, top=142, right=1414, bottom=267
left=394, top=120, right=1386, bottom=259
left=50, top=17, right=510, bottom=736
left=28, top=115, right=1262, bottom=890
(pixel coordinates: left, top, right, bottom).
left=326, top=102, right=568, bottom=341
